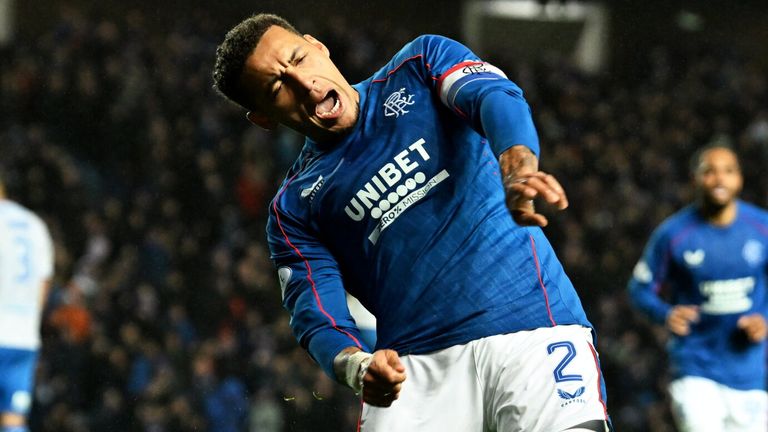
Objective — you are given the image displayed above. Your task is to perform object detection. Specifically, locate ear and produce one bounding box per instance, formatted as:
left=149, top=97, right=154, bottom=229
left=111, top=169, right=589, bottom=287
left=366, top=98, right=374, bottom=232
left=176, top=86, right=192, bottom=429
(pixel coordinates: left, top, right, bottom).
left=303, top=34, right=330, bottom=56
left=246, top=111, right=278, bottom=131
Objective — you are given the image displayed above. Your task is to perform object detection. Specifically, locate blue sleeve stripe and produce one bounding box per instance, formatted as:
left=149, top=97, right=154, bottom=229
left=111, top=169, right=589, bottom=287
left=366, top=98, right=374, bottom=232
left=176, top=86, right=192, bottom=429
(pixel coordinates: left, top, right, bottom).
left=272, top=175, right=363, bottom=350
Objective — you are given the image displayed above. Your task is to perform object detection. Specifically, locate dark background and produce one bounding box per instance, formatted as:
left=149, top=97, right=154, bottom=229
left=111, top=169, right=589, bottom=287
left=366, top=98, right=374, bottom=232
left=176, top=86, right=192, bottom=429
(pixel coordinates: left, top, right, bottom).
left=2, top=1, right=768, bottom=431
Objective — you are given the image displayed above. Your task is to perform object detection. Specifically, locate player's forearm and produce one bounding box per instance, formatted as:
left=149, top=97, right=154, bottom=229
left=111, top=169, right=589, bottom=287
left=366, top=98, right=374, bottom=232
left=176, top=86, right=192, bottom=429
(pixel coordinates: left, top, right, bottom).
left=499, top=145, right=539, bottom=182
left=286, top=286, right=368, bottom=378
left=628, top=282, right=672, bottom=324
left=478, top=90, right=541, bottom=158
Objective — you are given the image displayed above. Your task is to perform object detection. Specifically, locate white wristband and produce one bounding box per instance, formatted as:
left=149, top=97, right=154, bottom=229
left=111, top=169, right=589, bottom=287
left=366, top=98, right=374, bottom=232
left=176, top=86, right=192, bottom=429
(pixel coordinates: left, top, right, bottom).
left=343, top=351, right=373, bottom=394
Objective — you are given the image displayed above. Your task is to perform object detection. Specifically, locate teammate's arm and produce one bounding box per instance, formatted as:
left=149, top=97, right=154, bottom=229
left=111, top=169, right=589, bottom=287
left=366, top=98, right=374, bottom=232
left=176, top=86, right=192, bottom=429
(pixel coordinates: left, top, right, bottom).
left=737, top=248, right=768, bottom=342
left=628, top=229, right=699, bottom=335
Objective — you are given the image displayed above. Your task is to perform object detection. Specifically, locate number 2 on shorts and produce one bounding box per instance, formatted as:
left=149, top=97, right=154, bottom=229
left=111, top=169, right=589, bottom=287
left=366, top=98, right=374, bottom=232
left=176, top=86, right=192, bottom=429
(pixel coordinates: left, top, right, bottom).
left=547, top=341, right=583, bottom=383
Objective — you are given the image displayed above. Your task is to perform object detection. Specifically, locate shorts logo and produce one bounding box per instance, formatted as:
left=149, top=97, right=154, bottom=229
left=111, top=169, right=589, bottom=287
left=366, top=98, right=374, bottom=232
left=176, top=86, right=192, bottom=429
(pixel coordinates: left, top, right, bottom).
left=557, top=386, right=585, bottom=400
left=557, top=386, right=586, bottom=407
left=383, top=88, right=415, bottom=118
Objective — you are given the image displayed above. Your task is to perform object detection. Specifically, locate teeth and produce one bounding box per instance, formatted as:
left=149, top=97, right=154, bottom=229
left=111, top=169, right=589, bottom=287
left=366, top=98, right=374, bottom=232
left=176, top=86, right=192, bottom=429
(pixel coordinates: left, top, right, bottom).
left=317, top=96, right=340, bottom=118
left=328, top=98, right=340, bottom=115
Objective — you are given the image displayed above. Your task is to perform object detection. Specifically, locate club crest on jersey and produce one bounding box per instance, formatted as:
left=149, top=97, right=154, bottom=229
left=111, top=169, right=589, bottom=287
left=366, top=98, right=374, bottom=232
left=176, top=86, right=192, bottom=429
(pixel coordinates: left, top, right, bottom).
left=383, top=88, right=415, bottom=118
left=300, top=175, right=324, bottom=202
left=742, top=239, right=764, bottom=267
left=682, top=249, right=705, bottom=267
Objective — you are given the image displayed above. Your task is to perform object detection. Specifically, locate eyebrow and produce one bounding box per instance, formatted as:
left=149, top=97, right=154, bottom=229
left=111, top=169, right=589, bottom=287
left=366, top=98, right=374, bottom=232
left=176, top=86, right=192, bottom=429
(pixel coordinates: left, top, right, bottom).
left=265, top=46, right=303, bottom=94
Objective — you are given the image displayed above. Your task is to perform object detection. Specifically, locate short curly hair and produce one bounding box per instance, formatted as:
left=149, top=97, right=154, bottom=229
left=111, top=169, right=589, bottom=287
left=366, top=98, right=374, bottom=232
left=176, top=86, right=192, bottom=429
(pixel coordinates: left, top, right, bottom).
left=689, top=143, right=739, bottom=175
left=213, top=13, right=300, bottom=110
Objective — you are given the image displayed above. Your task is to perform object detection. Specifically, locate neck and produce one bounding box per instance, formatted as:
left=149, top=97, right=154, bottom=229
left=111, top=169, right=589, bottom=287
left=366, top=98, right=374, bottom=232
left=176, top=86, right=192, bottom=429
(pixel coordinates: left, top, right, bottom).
left=699, top=199, right=738, bottom=226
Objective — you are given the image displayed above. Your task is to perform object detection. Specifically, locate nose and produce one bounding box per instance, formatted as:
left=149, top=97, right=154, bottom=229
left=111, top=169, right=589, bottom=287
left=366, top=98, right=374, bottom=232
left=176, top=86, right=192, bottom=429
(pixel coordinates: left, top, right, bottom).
left=285, top=67, right=316, bottom=93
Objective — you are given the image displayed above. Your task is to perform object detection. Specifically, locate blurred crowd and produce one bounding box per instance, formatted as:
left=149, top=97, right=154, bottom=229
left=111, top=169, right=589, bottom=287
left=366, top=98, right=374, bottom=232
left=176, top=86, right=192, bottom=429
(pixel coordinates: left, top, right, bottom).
left=1, top=4, right=767, bottom=432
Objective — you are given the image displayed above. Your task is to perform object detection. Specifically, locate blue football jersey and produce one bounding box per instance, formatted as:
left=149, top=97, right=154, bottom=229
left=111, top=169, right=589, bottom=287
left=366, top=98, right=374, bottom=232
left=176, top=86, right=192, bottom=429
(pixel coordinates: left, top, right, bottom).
left=629, top=201, right=768, bottom=390
left=267, top=35, right=592, bottom=378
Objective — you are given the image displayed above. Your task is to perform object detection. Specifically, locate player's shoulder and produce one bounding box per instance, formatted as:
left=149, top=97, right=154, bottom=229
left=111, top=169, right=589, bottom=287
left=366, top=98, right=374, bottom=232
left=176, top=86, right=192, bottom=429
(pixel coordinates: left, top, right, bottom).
left=0, top=199, right=44, bottom=226
left=652, top=205, right=698, bottom=240
left=371, top=35, right=472, bottom=79
left=266, top=145, right=322, bottom=232
left=0, top=200, right=51, bottom=243
left=738, top=200, right=768, bottom=218
left=738, top=200, right=768, bottom=228
left=394, top=35, right=455, bottom=53
left=402, top=34, right=475, bottom=61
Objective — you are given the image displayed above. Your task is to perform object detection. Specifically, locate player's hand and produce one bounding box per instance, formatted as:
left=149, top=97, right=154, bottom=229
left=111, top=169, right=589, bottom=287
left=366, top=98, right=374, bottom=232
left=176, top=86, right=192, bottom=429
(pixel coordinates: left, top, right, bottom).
left=361, top=349, right=406, bottom=407
left=504, top=171, right=569, bottom=227
left=666, top=305, right=699, bottom=336
left=738, top=313, right=768, bottom=342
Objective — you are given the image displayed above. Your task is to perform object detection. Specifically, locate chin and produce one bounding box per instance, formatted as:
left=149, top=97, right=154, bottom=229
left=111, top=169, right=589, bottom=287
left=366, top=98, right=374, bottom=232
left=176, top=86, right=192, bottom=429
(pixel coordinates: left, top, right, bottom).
left=704, top=196, right=733, bottom=209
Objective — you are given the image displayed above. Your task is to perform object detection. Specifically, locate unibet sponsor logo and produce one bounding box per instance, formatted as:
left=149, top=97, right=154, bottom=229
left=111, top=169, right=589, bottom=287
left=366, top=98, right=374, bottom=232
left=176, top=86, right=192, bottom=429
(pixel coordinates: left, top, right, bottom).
left=368, top=169, right=449, bottom=244
left=344, top=138, right=431, bottom=222
left=699, top=276, right=755, bottom=314
left=342, top=138, right=450, bottom=244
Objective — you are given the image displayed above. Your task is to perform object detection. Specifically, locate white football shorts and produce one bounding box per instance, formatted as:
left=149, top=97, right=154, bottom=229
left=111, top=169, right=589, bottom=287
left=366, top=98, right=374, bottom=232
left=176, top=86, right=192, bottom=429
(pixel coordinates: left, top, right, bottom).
left=360, top=324, right=610, bottom=431
left=669, top=375, right=768, bottom=432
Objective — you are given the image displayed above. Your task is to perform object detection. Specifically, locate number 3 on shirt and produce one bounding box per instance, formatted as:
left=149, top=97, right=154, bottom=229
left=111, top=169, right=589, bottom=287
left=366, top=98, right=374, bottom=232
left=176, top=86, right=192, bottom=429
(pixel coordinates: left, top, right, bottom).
left=13, top=236, right=32, bottom=284
left=547, top=341, right=583, bottom=383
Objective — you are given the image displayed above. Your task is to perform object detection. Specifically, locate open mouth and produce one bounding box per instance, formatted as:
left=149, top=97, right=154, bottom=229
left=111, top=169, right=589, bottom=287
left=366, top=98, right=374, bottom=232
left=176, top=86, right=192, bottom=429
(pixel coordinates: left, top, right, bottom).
left=710, top=185, right=731, bottom=199
left=315, top=90, right=341, bottom=119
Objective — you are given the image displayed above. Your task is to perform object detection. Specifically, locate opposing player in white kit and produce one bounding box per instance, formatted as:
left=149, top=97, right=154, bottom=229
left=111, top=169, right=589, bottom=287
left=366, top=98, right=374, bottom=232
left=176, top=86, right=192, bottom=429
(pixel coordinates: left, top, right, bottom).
left=214, top=14, right=611, bottom=431
left=629, top=145, right=768, bottom=432
left=0, top=177, right=54, bottom=432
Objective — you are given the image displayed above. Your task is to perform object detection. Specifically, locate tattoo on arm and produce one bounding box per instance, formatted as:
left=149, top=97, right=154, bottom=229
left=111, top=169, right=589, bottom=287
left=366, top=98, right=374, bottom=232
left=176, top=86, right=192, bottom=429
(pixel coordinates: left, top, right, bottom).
left=499, top=145, right=539, bottom=184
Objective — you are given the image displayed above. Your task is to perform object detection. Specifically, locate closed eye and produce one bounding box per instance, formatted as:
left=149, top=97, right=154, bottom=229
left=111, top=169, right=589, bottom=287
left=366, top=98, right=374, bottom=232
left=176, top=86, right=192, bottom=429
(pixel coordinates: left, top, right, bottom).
left=271, top=83, right=282, bottom=99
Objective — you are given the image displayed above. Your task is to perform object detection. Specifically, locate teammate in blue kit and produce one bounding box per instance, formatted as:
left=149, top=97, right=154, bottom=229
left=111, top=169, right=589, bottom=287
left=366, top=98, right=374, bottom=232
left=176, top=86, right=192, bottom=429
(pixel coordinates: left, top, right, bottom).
left=628, top=145, right=768, bottom=432
left=214, top=14, right=611, bottom=431
left=0, top=176, right=54, bottom=432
